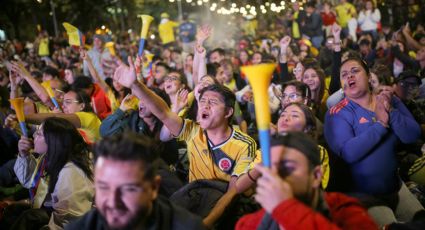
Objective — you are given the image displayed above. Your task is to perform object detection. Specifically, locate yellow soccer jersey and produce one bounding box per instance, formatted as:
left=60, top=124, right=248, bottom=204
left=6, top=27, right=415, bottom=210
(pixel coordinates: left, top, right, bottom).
left=178, top=119, right=257, bottom=182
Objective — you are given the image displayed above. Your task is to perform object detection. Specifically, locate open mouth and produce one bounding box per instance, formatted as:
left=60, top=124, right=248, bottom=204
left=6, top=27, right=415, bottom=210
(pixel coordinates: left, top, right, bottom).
left=348, top=80, right=356, bottom=88
left=201, top=111, right=210, bottom=119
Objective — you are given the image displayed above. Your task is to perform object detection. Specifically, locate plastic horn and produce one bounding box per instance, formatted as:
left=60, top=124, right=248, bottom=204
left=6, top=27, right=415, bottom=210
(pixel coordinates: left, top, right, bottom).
left=10, top=98, right=28, bottom=137
left=105, top=42, right=116, bottom=56
left=145, top=53, right=155, bottom=74
left=137, top=15, right=154, bottom=56
left=41, top=81, right=60, bottom=109
left=241, top=63, right=276, bottom=167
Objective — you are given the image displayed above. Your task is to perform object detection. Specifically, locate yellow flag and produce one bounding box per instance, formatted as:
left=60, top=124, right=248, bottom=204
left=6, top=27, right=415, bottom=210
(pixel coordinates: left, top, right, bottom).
left=63, top=22, right=84, bottom=46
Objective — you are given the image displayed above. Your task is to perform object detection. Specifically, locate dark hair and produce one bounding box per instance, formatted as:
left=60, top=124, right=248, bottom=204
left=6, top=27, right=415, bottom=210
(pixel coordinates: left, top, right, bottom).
left=30, top=71, right=43, bottom=80
left=105, top=78, right=131, bottom=101
left=67, top=89, right=94, bottom=113
left=206, top=63, right=221, bottom=77
left=72, top=76, right=93, bottom=91
left=281, top=80, right=312, bottom=103
left=303, top=65, right=327, bottom=107
left=341, top=56, right=370, bottom=75
left=199, top=84, right=236, bottom=121
left=43, top=117, right=93, bottom=193
left=282, top=102, right=317, bottom=139
left=94, top=131, right=159, bottom=181
left=155, top=62, right=171, bottom=73
left=169, top=69, right=188, bottom=87
left=271, top=131, right=320, bottom=170
left=42, top=66, right=59, bottom=78
left=210, top=48, right=225, bottom=58
left=370, top=64, right=393, bottom=86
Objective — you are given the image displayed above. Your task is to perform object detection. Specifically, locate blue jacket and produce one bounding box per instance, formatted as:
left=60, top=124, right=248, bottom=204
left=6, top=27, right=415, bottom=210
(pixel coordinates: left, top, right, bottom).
left=324, top=97, right=420, bottom=195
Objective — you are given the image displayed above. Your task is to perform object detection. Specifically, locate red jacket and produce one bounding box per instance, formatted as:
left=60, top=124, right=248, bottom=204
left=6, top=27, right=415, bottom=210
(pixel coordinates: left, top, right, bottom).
left=236, top=192, right=378, bottom=230
left=91, top=83, right=111, bottom=120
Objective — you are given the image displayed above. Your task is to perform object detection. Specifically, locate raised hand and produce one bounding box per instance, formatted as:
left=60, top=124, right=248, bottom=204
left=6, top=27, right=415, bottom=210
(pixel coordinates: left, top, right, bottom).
left=331, top=23, right=342, bottom=41
left=18, top=136, right=33, bottom=157
left=255, top=164, right=294, bottom=214
left=79, top=48, right=90, bottom=61
left=119, top=94, right=136, bottom=112
left=279, top=36, right=291, bottom=51
left=172, top=88, right=189, bottom=113
left=10, top=61, right=30, bottom=78
left=196, top=25, right=212, bottom=45
left=113, top=56, right=137, bottom=88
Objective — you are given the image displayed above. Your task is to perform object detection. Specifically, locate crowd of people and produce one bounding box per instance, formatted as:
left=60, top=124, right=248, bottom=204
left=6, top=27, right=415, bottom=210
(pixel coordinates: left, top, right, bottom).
left=0, top=0, right=425, bottom=229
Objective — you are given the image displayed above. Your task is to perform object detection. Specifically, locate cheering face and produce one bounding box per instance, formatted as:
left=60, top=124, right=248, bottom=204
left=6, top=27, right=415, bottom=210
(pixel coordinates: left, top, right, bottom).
left=340, top=60, right=370, bottom=100
left=252, top=53, right=262, bottom=65
left=302, top=69, right=321, bottom=93
left=64, top=69, right=74, bottom=84
left=277, top=104, right=307, bottom=134
left=95, top=158, right=159, bottom=229
left=164, top=73, right=184, bottom=95
left=138, top=101, right=152, bottom=118
left=198, top=91, right=231, bottom=130
left=293, top=62, right=304, bottom=82
left=239, top=51, right=249, bottom=64
left=209, top=51, right=224, bottom=64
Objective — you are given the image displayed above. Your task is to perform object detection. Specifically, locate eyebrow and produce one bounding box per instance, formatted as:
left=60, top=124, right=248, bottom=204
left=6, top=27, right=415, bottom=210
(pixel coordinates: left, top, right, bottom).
left=96, top=180, right=142, bottom=187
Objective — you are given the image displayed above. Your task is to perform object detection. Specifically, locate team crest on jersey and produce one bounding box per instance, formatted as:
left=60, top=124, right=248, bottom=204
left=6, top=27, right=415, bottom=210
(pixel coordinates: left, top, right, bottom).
left=219, top=158, right=232, bottom=172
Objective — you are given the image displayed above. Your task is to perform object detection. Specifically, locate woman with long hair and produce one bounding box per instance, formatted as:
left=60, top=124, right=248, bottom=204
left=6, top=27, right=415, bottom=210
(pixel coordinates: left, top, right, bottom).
left=13, top=117, right=94, bottom=228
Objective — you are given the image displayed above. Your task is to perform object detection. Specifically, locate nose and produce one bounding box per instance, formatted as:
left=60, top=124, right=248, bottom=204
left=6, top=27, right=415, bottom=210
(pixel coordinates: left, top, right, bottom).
left=106, top=189, right=125, bottom=210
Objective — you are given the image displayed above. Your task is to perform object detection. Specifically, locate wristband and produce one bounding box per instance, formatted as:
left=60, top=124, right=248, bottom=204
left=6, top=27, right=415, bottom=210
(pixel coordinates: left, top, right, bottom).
left=247, top=170, right=256, bottom=182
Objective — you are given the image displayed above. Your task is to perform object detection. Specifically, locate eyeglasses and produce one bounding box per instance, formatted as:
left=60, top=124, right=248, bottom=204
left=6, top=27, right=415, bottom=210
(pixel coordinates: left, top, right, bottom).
left=164, top=75, right=180, bottom=82
left=398, top=81, right=419, bottom=89
left=341, top=67, right=362, bottom=79
left=63, top=99, right=80, bottom=105
left=279, top=93, right=302, bottom=101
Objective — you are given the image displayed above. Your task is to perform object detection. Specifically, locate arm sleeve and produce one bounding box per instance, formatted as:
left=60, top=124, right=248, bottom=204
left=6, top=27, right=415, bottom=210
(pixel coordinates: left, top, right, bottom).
left=389, top=97, right=421, bottom=144
left=357, top=12, right=366, bottom=24
left=48, top=165, right=94, bottom=228
left=14, top=154, right=38, bottom=189
left=176, top=119, right=198, bottom=142
left=371, top=10, right=381, bottom=23
left=279, top=62, right=291, bottom=83
left=271, top=196, right=377, bottom=230
left=329, top=51, right=342, bottom=94
left=324, top=112, right=389, bottom=164
left=391, top=46, right=420, bottom=71
left=99, top=109, right=129, bottom=137
left=232, top=146, right=257, bottom=177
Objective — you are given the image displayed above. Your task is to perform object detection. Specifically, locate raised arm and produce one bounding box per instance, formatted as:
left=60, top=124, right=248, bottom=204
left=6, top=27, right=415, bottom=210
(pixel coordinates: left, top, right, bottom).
left=329, top=23, right=342, bottom=94
left=80, top=49, right=110, bottom=93
left=11, top=62, right=55, bottom=109
left=193, top=25, right=211, bottom=84
left=113, top=56, right=183, bottom=136
left=279, top=36, right=292, bottom=83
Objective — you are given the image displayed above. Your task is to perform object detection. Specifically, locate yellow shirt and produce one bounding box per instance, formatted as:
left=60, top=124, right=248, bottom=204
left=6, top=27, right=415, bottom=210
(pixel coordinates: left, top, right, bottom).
left=178, top=119, right=257, bottom=182
left=159, top=20, right=179, bottom=45
left=76, top=112, right=101, bottom=141
left=335, top=3, right=356, bottom=28
left=106, top=91, right=139, bottom=113
left=38, top=38, right=49, bottom=56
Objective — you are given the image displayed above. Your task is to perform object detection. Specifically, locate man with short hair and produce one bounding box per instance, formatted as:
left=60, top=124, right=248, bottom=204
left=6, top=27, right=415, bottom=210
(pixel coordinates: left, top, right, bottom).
left=236, top=132, right=378, bottom=230
left=66, top=132, right=205, bottom=230
left=209, top=48, right=225, bottom=64
left=113, top=57, right=258, bottom=227
left=83, top=35, right=111, bottom=80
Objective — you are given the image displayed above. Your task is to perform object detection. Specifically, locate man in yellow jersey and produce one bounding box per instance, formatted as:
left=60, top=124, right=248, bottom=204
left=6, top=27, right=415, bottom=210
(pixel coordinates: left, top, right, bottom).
left=158, top=12, right=179, bottom=47
left=113, top=57, right=258, bottom=228
left=335, top=0, right=357, bottom=38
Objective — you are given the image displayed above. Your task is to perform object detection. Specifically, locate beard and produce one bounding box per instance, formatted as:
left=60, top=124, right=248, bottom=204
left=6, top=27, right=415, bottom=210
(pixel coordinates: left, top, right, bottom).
left=103, top=204, right=152, bottom=230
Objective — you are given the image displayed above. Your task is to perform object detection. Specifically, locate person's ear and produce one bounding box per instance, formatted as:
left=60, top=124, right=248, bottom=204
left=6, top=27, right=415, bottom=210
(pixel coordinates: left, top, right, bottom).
left=311, top=165, right=322, bottom=189
left=151, top=175, right=161, bottom=200
left=224, top=107, right=234, bottom=119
